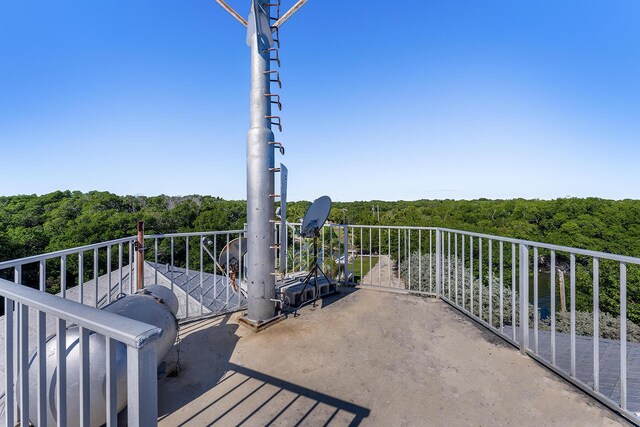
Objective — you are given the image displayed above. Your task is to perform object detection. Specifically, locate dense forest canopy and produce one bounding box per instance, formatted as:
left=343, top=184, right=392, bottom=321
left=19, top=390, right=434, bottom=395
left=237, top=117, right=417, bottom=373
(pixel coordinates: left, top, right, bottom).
left=2, top=191, right=640, bottom=263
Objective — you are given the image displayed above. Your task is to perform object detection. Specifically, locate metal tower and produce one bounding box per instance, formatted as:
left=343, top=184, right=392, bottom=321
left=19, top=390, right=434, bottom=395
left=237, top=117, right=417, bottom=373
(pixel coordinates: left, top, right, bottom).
left=214, top=0, right=308, bottom=325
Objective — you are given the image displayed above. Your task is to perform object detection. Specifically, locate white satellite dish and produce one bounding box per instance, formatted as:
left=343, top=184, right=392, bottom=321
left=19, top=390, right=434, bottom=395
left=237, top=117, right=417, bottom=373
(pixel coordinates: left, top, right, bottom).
left=301, top=196, right=332, bottom=238
left=219, top=237, right=248, bottom=272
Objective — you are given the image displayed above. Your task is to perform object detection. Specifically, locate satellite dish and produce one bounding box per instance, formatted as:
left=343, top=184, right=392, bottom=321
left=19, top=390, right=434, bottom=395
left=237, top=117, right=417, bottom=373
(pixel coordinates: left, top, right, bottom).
left=301, top=196, right=332, bottom=238
left=219, top=237, right=248, bottom=273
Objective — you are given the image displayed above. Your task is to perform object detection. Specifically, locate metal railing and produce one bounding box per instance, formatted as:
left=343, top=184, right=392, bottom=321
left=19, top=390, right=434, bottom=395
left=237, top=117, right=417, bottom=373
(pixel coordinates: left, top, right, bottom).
left=344, top=224, right=640, bottom=424
left=0, top=230, right=248, bottom=321
left=0, top=236, right=139, bottom=309
left=1, top=276, right=160, bottom=426
left=143, top=230, right=246, bottom=319
left=435, top=228, right=640, bottom=424
left=2, top=224, right=639, bottom=423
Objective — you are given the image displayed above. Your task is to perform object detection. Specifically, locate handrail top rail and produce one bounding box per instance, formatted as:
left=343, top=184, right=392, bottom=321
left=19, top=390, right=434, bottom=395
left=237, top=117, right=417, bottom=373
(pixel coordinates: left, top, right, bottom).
left=436, top=227, right=640, bottom=265
left=0, top=278, right=162, bottom=348
left=0, top=235, right=137, bottom=270
left=144, top=229, right=245, bottom=239
left=2, top=224, right=638, bottom=271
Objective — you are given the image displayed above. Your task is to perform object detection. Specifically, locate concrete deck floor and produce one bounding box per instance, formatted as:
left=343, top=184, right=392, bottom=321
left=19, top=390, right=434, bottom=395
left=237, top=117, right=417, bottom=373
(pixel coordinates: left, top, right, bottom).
left=157, top=287, right=628, bottom=426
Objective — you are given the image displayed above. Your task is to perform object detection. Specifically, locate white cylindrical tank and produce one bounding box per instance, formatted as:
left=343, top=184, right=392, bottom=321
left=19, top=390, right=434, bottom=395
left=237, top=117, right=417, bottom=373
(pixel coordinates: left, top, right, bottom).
left=23, top=285, right=178, bottom=427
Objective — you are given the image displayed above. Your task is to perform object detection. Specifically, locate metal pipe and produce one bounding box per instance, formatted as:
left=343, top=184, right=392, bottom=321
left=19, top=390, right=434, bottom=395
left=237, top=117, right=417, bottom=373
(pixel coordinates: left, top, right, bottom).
left=213, top=0, right=248, bottom=26
left=245, top=1, right=276, bottom=323
left=273, top=0, right=308, bottom=28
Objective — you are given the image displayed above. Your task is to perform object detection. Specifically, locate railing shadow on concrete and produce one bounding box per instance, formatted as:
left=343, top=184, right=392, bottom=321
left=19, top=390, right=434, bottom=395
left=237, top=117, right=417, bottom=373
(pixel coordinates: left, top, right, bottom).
left=157, top=312, right=370, bottom=427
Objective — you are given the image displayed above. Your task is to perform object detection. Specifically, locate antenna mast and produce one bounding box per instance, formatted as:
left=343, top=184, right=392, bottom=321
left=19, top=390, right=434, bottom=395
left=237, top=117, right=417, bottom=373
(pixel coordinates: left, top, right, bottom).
left=214, top=0, right=308, bottom=325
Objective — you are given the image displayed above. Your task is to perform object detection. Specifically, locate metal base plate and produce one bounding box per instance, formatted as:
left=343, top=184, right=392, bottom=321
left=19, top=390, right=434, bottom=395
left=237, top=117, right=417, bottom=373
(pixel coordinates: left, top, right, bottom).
left=238, top=313, right=286, bottom=333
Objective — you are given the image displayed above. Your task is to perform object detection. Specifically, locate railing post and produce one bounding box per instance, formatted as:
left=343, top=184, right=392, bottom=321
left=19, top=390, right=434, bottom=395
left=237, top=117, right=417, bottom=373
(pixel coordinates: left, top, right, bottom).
left=127, top=344, right=158, bottom=426
left=137, top=221, right=144, bottom=290
left=436, top=229, right=442, bottom=297
left=519, top=243, right=529, bottom=355
left=343, top=224, right=349, bottom=284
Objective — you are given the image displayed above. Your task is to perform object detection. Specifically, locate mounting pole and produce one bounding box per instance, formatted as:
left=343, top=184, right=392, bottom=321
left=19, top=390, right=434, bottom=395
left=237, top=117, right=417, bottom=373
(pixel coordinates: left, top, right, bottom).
left=246, top=0, right=277, bottom=323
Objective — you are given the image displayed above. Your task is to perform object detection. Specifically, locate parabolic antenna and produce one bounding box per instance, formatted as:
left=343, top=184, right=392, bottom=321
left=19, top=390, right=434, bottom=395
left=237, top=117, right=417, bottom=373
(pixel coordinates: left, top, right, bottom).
left=301, top=196, right=332, bottom=238
left=219, top=237, right=248, bottom=272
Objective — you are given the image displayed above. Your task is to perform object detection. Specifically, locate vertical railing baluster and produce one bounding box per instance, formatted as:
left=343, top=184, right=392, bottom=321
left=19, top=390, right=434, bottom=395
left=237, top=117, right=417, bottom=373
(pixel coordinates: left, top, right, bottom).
left=408, top=230, right=412, bottom=289
left=226, top=233, right=230, bottom=308
left=488, top=240, right=492, bottom=326
left=447, top=232, right=451, bottom=299
left=186, top=236, right=190, bottom=316
left=61, top=254, right=67, bottom=299
left=512, top=243, right=517, bottom=342
left=378, top=228, right=382, bottom=286
left=128, top=241, right=133, bottom=295
left=118, top=243, right=123, bottom=295
left=360, top=228, right=363, bottom=283
left=19, top=302, right=29, bottom=424
left=397, top=230, right=400, bottom=281
left=551, top=250, right=556, bottom=366
left=533, top=247, right=538, bottom=354
left=170, top=237, right=175, bottom=293
left=370, top=228, right=373, bottom=285
left=454, top=233, right=458, bottom=304
left=418, top=229, right=422, bottom=293
left=620, top=262, right=627, bottom=410
left=106, top=337, right=117, bottom=426
left=94, top=249, right=98, bottom=308
left=80, top=326, right=90, bottom=427
left=593, top=257, right=599, bottom=392
left=13, top=266, right=21, bottom=420
left=154, top=238, right=159, bottom=285
left=107, top=245, right=112, bottom=303
left=388, top=228, right=391, bottom=286
left=462, top=235, right=466, bottom=309
left=238, top=234, right=244, bottom=308
left=127, top=345, right=157, bottom=426
left=570, top=253, right=576, bottom=377
left=4, top=296, right=14, bottom=427
left=330, top=227, right=334, bottom=279
left=429, top=230, right=433, bottom=293
left=519, top=244, right=529, bottom=355
left=435, top=230, right=441, bottom=297
left=200, top=235, right=204, bottom=316
left=57, top=318, right=67, bottom=426
left=38, top=260, right=46, bottom=427
left=470, top=237, right=474, bottom=314
left=79, top=251, right=84, bottom=305
left=214, top=234, right=218, bottom=308
left=499, top=241, right=503, bottom=331
left=479, top=238, right=483, bottom=320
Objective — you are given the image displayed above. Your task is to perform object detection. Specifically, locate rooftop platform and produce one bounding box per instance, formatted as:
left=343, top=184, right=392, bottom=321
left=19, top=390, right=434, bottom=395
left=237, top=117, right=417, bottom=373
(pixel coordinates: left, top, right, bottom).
left=157, top=287, right=627, bottom=426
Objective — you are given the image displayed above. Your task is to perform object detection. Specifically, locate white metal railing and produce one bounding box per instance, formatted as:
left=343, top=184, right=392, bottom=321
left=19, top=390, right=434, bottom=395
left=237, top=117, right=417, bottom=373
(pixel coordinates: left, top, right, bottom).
left=143, top=230, right=246, bottom=319
left=346, top=224, right=640, bottom=424
left=0, top=236, right=138, bottom=309
left=2, top=224, right=639, bottom=423
left=1, top=277, right=160, bottom=426
left=0, top=230, right=249, bottom=321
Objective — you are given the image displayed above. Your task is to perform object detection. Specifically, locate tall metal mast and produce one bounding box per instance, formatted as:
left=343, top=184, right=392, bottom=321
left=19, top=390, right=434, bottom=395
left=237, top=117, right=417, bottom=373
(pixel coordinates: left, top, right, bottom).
left=214, top=0, right=308, bottom=325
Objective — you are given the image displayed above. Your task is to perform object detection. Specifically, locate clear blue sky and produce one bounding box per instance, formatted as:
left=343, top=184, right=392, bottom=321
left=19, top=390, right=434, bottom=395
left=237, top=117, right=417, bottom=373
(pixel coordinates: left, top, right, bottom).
left=1, top=1, right=638, bottom=201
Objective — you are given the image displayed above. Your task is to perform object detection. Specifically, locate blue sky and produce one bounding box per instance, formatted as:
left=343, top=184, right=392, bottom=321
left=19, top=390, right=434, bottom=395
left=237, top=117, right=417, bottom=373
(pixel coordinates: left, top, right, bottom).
left=0, top=1, right=638, bottom=201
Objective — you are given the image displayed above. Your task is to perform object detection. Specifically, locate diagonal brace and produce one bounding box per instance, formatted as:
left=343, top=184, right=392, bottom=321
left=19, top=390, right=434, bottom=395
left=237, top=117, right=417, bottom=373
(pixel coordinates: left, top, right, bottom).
left=273, top=0, right=308, bottom=28
left=213, top=0, right=248, bottom=27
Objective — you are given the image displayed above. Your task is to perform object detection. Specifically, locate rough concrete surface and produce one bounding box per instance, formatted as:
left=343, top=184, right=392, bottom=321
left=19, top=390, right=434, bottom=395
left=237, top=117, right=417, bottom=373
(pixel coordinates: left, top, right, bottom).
left=158, top=288, right=629, bottom=426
